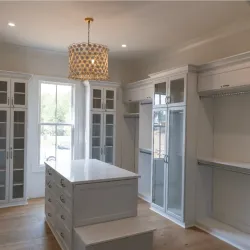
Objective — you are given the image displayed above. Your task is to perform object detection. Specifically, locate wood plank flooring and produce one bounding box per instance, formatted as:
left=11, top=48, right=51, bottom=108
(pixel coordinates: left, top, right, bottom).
left=0, top=198, right=236, bottom=250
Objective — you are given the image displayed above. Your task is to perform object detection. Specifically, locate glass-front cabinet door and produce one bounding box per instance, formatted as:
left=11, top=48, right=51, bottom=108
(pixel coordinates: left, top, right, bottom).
left=91, top=113, right=103, bottom=161
left=166, top=106, right=185, bottom=219
left=152, top=109, right=167, bottom=209
left=0, top=109, right=10, bottom=203
left=168, top=75, right=186, bottom=105
left=0, top=78, right=10, bottom=107
left=154, top=81, right=167, bottom=107
left=104, top=89, right=115, bottom=112
left=91, top=88, right=103, bottom=111
left=104, top=113, right=115, bottom=164
left=10, top=109, right=26, bottom=201
left=11, top=80, right=27, bottom=108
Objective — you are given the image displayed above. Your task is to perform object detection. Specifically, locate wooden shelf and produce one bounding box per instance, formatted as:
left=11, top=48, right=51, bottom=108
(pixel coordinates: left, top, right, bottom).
left=13, top=183, right=24, bottom=186
left=0, top=185, right=5, bottom=188
left=198, top=158, right=250, bottom=175
left=124, top=113, right=139, bottom=118
left=13, top=169, right=24, bottom=171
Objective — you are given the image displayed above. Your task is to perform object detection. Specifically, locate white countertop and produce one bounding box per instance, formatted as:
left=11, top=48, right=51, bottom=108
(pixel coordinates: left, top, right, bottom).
left=45, top=159, right=139, bottom=184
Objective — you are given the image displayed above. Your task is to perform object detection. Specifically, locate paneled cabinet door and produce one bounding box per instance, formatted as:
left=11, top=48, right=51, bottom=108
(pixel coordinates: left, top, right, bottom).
left=152, top=109, right=167, bottom=210
left=0, top=78, right=11, bottom=108
left=104, top=88, right=116, bottom=111
left=91, top=87, right=103, bottom=111
left=103, top=113, right=115, bottom=164
left=153, top=80, right=168, bottom=107
left=10, top=109, right=26, bottom=201
left=0, top=108, right=10, bottom=204
left=166, top=106, right=185, bottom=220
left=91, top=112, right=104, bottom=161
left=11, top=79, right=27, bottom=108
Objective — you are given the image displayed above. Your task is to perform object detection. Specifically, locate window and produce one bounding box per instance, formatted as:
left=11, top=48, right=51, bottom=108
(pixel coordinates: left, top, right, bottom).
left=39, top=81, right=74, bottom=166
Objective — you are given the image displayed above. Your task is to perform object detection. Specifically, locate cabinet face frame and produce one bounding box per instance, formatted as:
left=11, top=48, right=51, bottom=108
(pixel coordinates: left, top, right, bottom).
left=11, top=79, right=28, bottom=109
left=151, top=107, right=168, bottom=212
left=165, top=105, right=186, bottom=222
left=0, top=108, right=10, bottom=204
left=89, top=111, right=104, bottom=161
left=103, top=88, right=116, bottom=112
left=9, top=108, right=27, bottom=202
left=91, top=87, right=104, bottom=112
left=152, top=77, right=168, bottom=108
left=0, top=78, right=11, bottom=108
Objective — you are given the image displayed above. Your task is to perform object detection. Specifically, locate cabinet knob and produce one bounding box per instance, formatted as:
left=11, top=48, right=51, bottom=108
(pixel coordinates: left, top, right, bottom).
left=60, top=195, right=65, bottom=203
left=60, top=179, right=66, bottom=188
left=48, top=198, right=52, bottom=203
left=60, top=232, right=64, bottom=239
left=48, top=213, right=52, bottom=217
left=47, top=181, right=52, bottom=189
left=61, top=215, right=65, bottom=220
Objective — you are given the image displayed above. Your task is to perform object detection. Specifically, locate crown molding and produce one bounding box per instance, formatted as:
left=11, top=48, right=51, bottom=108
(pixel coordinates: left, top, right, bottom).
left=83, top=80, right=121, bottom=88
left=0, top=70, right=33, bottom=80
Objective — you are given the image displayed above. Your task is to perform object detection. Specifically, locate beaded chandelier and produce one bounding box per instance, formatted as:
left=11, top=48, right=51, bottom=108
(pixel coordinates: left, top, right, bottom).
left=68, top=17, right=109, bottom=81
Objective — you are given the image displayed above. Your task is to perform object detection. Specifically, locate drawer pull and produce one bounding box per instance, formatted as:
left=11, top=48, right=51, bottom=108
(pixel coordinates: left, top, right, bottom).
left=48, top=172, right=52, bottom=176
left=61, top=215, right=65, bottom=220
left=47, top=181, right=52, bottom=189
left=48, top=198, right=52, bottom=203
left=60, top=232, right=64, bottom=239
left=60, top=195, right=65, bottom=203
left=48, top=213, right=52, bottom=217
left=60, top=179, right=66, bottom=188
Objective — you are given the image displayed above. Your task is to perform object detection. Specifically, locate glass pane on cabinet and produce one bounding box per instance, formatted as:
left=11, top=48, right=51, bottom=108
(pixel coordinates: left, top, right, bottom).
left=0, top=81, right=7, bottom=92
left=167, top=109, right=184, bottom=217
left=93, top=89, right=101, bottom=98
left=13, top=185, right=23, bottom=199
left=92, top=114, right=101, bottom=124
left=14, top=82, right=25, bottom=93
left=14, top=123, right=24, bottom=137
left=13, top=170, right=24, bottom=185
left=106, top=125, right=113, bottom=137
left=14, top=139, right=24, bottom=149
left=93, top=99, right=101, bottom=109
left=170, top=78, right=185, bottom=104
left=92, top=138, right=101, bottom=147
left=14, top=111, right=25, bottom=123
left=14, top=94, right=25, bottom=106
left=0, top=93, right=7, bottom=105
left=0, top=123, right=6, bottom=137
left=0, top=111, right=6, bottom=122
left=0, top=139, right=6, bottom=150
left=105, top=137, right=113, bottom=146
left=152, top=110, right=167, bottom=208
left=106, top=100, right=114, bottom=110
left=154, top=82, right=167, bottom=106
left=105, top=147, right=113, bottom=164
left=13, top=150, right=24, bottom=170
left=106, top=90, right=114, bottom=99
left=92, top=124, right=101, bottom=137
left=92, top=147, right=101, bottom=160
left=106, top=114, right=114, bottom=124
left=0, top=187, right=5, bottom=200
left=0, top=151, right=6, bottom=170
left=40, top=125, right=56, bottom=165
left=0, top=174, right=6, bottom=186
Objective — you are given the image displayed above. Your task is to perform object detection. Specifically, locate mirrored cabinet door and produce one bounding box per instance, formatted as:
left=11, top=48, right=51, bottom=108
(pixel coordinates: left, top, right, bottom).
left=92, top=88, right=103, bottom=111
left=0, top=78, right=10, bottom=107
left=104, top=113, right=115, bottom=164
left=169, top=76, right=185, bottom=105
left=104, top=89, right=115, bottom=111
left=154, top=82, right=167, bottom=106
left=166, top=107, right=185, bottom=219
left=11, top=80, right=27, bottom=108
left=11, top=109, right=26, bottom=200
left=0, top=109, right=10, bottom=203
left=152, top=109, right=167, bottom=209
left=91, top=113, right=103, bottom=161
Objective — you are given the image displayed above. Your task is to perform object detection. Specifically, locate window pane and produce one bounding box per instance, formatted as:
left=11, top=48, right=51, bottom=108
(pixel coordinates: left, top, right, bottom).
left=40, top=84, right=56, bottom=123
left=40, top=125, right=56, bottom=165
left=56, top=85, right=72, bottom=123
left=56, top=125, right=72, bottom=164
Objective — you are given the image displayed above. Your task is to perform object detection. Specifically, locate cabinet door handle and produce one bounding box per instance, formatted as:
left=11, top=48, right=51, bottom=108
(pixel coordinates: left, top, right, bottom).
left=12, top=98, right=14, bottom=106
left=6, top=151, right=8, bottom=160
left=164, top=155, right=169, bottom=163
left=48, top=198, right=52, bottom=203
left=221, top=84, right=230, bottom=88
left=60, top=195, right=65, bottom=203
left=60, top=179, right=66, bottom=188
left=7, top=97, right=9, bottom=106
left=10, top=148, right=12, bottom=159
left=60, top=232, right=64, bottom=239
left=48, top=171, right=52, bottom=176
left=61, top=215, right=65, bottom=220
left=101, top=148, right=103, bottom=155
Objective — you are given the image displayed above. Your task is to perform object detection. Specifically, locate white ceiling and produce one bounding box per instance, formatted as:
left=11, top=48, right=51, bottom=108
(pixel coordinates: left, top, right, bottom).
left=1, top=1, right=250, bottom=59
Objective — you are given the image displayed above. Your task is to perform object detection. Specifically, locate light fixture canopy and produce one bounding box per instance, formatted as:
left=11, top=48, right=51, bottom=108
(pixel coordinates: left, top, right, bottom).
left=68, top=17, right=109, bottom=81
left=8, top=22, right=15, bottom=27
left=122, top=44, right=127, bottom=48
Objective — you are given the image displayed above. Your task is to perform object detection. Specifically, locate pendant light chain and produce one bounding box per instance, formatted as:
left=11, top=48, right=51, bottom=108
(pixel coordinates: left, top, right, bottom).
left=88, top=20, right=90, bottom=45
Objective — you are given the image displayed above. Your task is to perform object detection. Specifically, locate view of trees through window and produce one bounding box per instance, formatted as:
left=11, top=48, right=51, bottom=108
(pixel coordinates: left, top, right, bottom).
left=39, top=82, right=73, bottom=165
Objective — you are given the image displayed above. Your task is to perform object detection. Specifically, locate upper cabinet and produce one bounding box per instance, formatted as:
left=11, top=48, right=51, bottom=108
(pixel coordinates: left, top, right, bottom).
left=153, top=74, right=186, bottom=107
left=91, top=87, right=116, bottom=112
left=0, top=77, right=27, bottom=108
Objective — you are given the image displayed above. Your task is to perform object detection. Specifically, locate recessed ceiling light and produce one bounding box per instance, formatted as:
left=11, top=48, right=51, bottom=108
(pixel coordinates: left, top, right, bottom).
left=8, top=22, right=15, bottom=27
left=122, top=44, right=127, bottom=48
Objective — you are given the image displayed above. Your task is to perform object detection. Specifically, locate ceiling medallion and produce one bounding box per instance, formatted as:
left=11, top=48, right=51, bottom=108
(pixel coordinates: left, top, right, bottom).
left=68, top=17, right=109, bottom=81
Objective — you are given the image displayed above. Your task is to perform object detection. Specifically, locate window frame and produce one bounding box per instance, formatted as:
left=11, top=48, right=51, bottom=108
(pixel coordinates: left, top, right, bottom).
left=38, top=80, right=75, bottom=168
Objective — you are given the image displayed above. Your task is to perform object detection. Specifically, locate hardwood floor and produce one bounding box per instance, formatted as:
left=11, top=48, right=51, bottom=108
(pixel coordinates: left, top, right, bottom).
left=0, top=198, right=236, bottom=250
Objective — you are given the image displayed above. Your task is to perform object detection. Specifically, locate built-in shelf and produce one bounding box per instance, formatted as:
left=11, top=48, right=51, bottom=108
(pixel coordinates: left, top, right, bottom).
left=13, top=169, right=24, bottom=171
left=124, top=113, right=139, bottom=118
left=0, top=169, right=6, bottom=172
left=13, top=183, right=24, bottom=186
left=139, top=148, right=152, bottom=155
left=0, top=185, right=5, bottom=188
left=197, top=217, right=250, bottom=250
left=198, top=158, right=250, bottom=175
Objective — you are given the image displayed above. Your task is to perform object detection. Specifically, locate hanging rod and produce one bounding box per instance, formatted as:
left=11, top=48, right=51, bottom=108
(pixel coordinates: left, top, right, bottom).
left=200, top=90, right=250, bottom=99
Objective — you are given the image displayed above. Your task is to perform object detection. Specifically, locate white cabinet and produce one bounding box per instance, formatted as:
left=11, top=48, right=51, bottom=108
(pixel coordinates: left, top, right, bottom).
left=85, top=81, right=120, bottom=165
left=0, top=77, right=27, bottom=108
left=150, top=67, right=199, bottom=227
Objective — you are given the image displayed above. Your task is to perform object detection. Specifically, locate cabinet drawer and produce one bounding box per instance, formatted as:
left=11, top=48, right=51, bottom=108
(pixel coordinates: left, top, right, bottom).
left=57, top=190, right=72, bottom=214
left=56, top=219, right=71, bottom=250
left=45, top=201, right=56, bottom=227
left=46, top=178, right=57, bottom=194
left=55, top=174, right=72, bottom=197
left=45, top=188, right=57, bottom=207
left=57, top=204, right=72, bottom=232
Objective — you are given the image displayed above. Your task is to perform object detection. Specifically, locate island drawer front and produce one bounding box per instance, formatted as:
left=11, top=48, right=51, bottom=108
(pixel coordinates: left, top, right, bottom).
left=73, top=178, right=138, bottom=227
left=57, top=190, right=73, bottom=214
left=45, top=188, right=57, bottom=207
left=46, top=178, right=57, bottom=194
left=56, top=219, right=71, bottom=250
left=45, top=201, right=57, bottom=227
left=57, top=203, right=72, bottom=232
left=55, top=174, right=72, bottom=197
